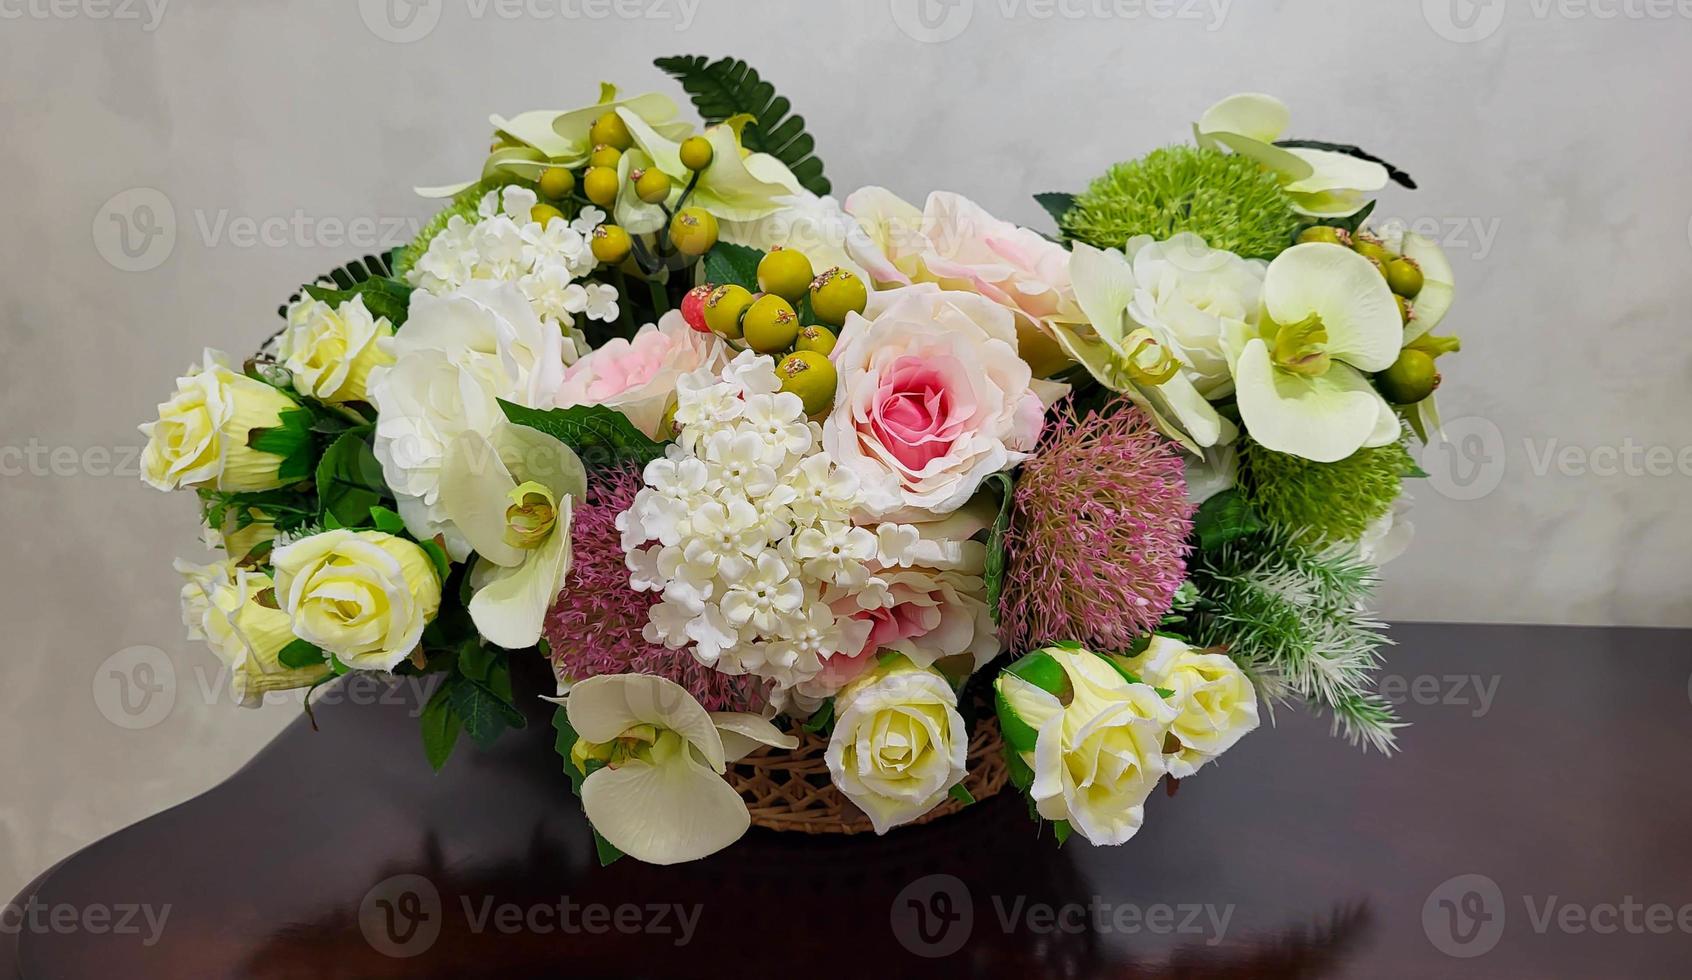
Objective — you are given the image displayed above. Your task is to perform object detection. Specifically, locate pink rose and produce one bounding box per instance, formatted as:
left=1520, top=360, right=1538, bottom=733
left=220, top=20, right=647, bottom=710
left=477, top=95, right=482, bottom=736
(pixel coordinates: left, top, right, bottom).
left=553, top=311, right=728, bottom=438
left=845, top=188, right=1078, bottom=376
left=823, top=284, right=1067, bottom=518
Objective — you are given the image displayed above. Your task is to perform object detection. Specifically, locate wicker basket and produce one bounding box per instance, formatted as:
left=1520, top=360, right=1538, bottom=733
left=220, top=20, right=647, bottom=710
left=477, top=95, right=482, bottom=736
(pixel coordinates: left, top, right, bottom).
left=727, top=718, right=1010, bottom=834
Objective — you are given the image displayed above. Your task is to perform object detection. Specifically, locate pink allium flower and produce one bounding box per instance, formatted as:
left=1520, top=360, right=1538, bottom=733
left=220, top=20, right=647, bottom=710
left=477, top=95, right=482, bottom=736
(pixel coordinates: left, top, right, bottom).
left=1000, top=403, right=1195, bottom=654
left=543, top=463, right=763, bottom=713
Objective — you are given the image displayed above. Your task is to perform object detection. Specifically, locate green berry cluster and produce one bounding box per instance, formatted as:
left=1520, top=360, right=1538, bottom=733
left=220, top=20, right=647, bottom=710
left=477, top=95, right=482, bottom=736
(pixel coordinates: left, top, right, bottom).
left=1299, top=225, right=1443, bottom=405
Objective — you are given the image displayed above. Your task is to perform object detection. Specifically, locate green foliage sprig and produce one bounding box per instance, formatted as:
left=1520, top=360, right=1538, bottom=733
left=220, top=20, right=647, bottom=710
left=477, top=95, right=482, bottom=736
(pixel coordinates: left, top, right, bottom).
left=655, top=55, right=831, bottom=195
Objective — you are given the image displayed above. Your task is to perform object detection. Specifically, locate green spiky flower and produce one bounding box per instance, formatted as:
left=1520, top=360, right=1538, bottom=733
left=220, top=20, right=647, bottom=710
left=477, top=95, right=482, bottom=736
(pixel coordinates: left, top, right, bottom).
left=1189, top=531, right=1401, bottom=753
left=1061, top=145, right=1304, bottom=260
left=1238, top=436, right=1412, bottom=547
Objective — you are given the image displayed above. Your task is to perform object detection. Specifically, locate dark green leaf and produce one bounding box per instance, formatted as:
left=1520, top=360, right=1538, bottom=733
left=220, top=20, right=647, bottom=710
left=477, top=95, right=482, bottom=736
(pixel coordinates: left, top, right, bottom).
left=1004, top=742, right=1034, bottom=791
left=449, top=676, right=527, bottom=747
left=594, top=830, right=625, bottom=867
left=457, top=642, right=496, bottom=684
left=369, top=505, right=407, bottom=535
left=1193, top=489, right=1265, bottom=551
left=420, top=679, right=462, bottom=772
left=801, top=699, right=834, bottom=735
left=417, top=538, right=451, bottom=583
left=654, top=55, right=831, bottom=195
left=701, top=240, right=763, bottom=291
left=1033, top=192, right=1076, bottom=229
left=246, top=408, right=315, bottom=482
left=1053, top=819, right=1073, bottom=845
left=948, top=783, right=976, bottom=807
left=981, top=472, right=1015, bottom=624
left=278, top=639, right=327, bottom=670
left=499, top=400, right=668, bottom=469
left=1403, top=461, right=1430, bottom=479
left=315, top=432, right=387, bottom=529
left=274, top=252, right=405, bottom=321
left=302, top=276, right=415, bottom=328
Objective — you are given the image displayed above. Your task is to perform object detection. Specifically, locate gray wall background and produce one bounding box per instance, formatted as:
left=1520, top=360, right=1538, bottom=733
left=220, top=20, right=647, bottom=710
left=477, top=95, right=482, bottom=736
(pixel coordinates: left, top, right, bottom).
left=4, top=0, right=1690, bottom=899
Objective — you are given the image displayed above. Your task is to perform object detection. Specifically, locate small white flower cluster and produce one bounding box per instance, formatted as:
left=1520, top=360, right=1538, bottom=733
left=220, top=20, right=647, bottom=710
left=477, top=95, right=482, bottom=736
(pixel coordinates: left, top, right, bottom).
left=407, top=185, right=619, bottom=345
left=619, top=351, right=921, bottom=694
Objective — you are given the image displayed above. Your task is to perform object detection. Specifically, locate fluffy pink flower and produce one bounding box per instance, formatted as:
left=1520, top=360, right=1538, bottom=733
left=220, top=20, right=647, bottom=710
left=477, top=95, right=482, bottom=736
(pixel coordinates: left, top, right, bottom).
left=822, top=284, right=1067, bottom=519
left=544, top=464, right=762, bottom=713
left=553, top=311, right=728, bottom=438
left=1001, top=403, right=1195, bottom=653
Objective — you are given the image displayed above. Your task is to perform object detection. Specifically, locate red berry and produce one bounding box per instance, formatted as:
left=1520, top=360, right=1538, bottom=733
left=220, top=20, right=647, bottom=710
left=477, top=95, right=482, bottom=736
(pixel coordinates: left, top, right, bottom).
left=681, top=284, right=714, bottom=333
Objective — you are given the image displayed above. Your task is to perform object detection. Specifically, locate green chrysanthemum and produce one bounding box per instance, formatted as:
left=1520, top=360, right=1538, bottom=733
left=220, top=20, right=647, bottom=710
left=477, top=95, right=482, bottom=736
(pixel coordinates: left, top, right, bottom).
left=1061, top=145, right=1304, bottom=260
left=1189, top=531, right=1400, bottom=753
left=1238, top=436, right=1412, bottom=547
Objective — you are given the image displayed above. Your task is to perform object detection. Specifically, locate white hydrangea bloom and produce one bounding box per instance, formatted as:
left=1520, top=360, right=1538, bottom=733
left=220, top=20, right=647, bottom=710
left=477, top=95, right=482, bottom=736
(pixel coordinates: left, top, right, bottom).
left=621, top=351, right=882, bottom=692
left=408, top=188, right=614, bottom=354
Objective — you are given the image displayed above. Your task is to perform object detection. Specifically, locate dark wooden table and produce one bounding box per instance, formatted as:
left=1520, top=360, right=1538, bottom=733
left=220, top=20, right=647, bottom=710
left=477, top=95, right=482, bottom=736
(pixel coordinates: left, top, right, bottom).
left=6, top=624, right=1690, bottom=978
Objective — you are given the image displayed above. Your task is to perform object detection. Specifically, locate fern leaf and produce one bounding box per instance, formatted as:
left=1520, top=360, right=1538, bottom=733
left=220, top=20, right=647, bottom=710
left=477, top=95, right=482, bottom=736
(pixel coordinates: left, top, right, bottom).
left=654, top=55, right=831, bottom=195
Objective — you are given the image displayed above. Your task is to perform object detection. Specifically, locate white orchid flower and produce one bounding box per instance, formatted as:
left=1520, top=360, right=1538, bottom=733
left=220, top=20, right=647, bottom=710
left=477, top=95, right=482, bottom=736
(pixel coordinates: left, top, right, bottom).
left=1377, top=224, right=1459, bottom=441
left=437, top=422, right=585, bottom=649
left=560, top=673, right=796, bottom=865
left=1229, top=243, right=1403, bottom=462
left=615, top=112, right=801, bottom=229
left=1196, top=93, right=1389, bottom=218
left=1061, top=241, right=1232, bottom=453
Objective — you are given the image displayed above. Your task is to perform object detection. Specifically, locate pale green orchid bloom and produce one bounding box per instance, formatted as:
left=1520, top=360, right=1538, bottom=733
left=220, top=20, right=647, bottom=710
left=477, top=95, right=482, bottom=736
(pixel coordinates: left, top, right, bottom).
left=1196, top=93, right=1389, bottom=218
left=415, top=89, right=693, bottom=198
left=559, top=674, right=796, bottom=865
left=437, top=422, right=586, bottom=649
left=1230, top=243, right=1403, bottom=462
left=616, top=112, right=801, bottom=225
left=1059, top=241, right=1231, bottom=453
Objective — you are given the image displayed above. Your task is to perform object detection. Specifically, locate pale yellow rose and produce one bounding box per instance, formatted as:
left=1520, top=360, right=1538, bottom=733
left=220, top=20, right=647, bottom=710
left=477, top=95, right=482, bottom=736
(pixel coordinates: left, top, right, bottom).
left=279, top=294, right=395, bottom=404
left=140, top=349, right=299, bottom=492
left=271, top=530, right=442, bottom=672
left=824, top=657, right=968, bottom=834
left=1118, top=635, right=1259, bottom=778
left=178, top=560, right=331, bottom=707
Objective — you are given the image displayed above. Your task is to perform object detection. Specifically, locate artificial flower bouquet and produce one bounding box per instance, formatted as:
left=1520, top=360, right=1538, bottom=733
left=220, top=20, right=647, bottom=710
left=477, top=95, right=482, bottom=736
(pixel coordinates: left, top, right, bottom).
left=143, top=57, right=1460, bottom=865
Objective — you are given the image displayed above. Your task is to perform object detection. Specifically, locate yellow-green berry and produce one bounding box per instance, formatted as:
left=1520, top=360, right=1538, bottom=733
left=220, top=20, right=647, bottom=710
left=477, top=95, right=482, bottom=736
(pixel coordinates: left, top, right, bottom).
left=1396, top=295, right=1414, bottom=326
left=583, top=166, right=620, bottom=208
left=743, top=295, right=800, bottom=354
left=757, top=247, right=814, bottom=302
left=530, top=203, right=565, bottom=227
left=591, top=225, right=632, bottom=265
left=668, top=207, right=719, bottom=257
left=809, top=267, right=868, bottom=326
left=1377, top=349, right=1440, bottom=405
left=1353, top=239, right=1393, bottom=266
left=1385, top=256, right=1425, bottom=298
left=795, top=325, right=837, bottom=356
left=1298, top=225, right=1351, bottom=247
left=588, top=111, right=632, bottom=151
left=588, top=144, right=622, bottom=169
left=538, top=167, right=575, bottom=200
left=679, top=135, right=714, bottom=172
left=777, top=350, right=839, bottom=416
left=632, top=168, right=672, bottom=205
left=703, top=283, right=754, bottom=339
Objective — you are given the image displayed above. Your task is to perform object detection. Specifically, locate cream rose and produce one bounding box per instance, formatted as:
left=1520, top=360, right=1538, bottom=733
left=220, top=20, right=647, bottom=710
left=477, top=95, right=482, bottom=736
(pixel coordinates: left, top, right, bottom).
left=995, top=645, right=1177, bottom=846
left=552, top=311, right=728, bottom=439
left=271, top=530, right=442, bottom=672
left=1118, top=635, right=1259, bottom=778
left=822, top=284, right=1066, bottom=519
left=825, top=656, right=969, bottom=834
left=1124, top=232, right=1266, bottom=398
left=178, top=560, right=331, bottom=707
left=139, top=349, right=299, bottom=492
left=279, top=294, right=396, bottom=404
